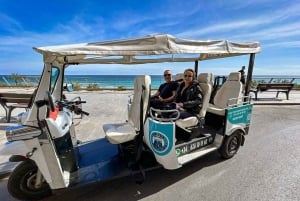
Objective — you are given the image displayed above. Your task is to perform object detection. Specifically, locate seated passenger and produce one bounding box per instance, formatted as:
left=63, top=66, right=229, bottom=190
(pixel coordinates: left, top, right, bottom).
left=173, top=68, right=203, bottom=119
left=150, top=70, right=178, bottom=110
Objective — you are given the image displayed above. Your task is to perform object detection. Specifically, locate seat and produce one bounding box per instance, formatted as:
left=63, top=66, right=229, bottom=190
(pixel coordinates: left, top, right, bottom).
left=173, top=73, right=184, bottom=88
left=103, top=75, right=151, bottom=144
left=207, top=72, right=242, bottom=116
left=175, top=73, right=184, bottom=81
left=175, top=73, right=213, bottom=130
left=198, top=73, right=213, bottom=118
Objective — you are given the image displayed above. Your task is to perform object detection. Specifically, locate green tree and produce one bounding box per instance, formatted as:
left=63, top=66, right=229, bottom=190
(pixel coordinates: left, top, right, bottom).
left=10, top=73, right=23, bottom=86
left=73, top=82, right=81, bottom=91
left=86, top=83, right=100, bottom=91
left=117, top=86, right=126, bottom=91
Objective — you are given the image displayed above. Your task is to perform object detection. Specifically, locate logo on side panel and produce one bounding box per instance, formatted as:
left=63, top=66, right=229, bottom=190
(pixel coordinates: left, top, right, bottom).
left=150, top=131, right=170, bottom=156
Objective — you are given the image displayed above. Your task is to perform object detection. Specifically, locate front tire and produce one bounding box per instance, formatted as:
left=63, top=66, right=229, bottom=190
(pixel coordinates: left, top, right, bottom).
left=7, top=160, right=52, bottom=200
left=218, top=131, right=242, bottom=159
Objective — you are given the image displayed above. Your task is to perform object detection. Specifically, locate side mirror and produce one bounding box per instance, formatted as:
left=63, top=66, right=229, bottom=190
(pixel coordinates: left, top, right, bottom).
left=64, top=83, right=73, bottom=92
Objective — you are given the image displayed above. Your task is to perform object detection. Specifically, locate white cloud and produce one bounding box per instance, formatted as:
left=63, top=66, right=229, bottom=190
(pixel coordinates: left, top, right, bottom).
left=0, top=13, right=23, bottom=33
left=178, top=19, right=267, bottom=38
left=228, top=21, right=300, bottom=44
left=264, top=41, right=300, bottom=48
left=178, top=2, right=300, bottom=39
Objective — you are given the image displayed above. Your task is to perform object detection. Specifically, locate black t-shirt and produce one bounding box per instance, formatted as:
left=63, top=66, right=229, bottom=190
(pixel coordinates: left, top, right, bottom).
left=158, top=81, right=179, bottom=99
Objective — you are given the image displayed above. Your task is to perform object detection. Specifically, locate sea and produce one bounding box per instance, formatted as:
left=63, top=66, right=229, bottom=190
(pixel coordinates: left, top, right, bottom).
left=1, top=75, right=300, bottom=89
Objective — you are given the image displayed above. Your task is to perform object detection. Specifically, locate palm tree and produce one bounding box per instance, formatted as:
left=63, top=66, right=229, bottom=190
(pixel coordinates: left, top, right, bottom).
left=10, top=73, right=23, bottom=86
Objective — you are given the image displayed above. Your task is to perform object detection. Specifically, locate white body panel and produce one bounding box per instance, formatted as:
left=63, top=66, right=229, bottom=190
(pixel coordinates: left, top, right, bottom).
left=46, top=109, right=73, bottom=139
left=0, top=138, right=67, bottom=189
left=144, top=118, right=181, bottom=170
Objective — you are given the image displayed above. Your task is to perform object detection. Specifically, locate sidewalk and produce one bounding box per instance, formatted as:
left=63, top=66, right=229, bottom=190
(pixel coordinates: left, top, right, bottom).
left=0, top=90, right=300, bottom=177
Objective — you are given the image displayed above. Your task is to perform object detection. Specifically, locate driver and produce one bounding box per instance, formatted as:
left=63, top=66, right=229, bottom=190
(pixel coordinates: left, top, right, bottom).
left=150, top=70, right=178, bottom=110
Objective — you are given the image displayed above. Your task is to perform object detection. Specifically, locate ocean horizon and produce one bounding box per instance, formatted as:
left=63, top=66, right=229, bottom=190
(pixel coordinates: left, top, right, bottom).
left=1, top=74, right=300, bottom=89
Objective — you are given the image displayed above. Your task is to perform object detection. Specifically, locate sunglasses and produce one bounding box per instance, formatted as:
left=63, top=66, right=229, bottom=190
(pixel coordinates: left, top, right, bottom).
left=184, top=74, right=193, bottom=78
left=164, top=74, right=171, bottom=77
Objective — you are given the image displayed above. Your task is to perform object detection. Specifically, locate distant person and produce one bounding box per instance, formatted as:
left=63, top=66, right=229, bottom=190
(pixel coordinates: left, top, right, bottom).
left=173, top=68, right=203, bottom=119
left=150, top=70, right=178, bottom=109
left=239, top=66, right=246, bottom=84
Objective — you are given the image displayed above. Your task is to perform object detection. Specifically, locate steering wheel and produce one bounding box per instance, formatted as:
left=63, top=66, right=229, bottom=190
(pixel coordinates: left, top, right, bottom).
left=45, top=91, right=55, bottom=112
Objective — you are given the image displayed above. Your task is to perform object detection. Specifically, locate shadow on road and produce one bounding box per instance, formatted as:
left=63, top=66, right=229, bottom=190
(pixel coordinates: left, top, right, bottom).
left=43, top=151, right=225, bottom=201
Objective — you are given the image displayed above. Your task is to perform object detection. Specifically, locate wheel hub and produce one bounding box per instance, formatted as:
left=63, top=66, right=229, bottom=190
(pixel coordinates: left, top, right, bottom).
left=228, top=136, right=238, bottom=153
left=26, top=173, right=39, bottom=190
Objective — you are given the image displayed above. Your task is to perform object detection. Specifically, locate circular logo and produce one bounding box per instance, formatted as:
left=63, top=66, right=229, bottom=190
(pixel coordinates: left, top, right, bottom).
left=150, top=131, right=170, bottom=156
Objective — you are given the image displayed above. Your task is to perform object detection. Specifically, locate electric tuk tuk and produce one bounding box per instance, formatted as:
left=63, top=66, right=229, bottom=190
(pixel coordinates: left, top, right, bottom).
left=0, top=34, right=261, bottom=200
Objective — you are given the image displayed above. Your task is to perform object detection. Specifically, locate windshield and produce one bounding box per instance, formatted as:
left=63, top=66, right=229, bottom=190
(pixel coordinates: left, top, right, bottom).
left=50, top=67, right=59, bottom=93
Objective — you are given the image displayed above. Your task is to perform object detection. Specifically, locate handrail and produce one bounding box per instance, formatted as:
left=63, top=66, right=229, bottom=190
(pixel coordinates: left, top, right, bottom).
left=149, top=107, right=180, bottom=122
left=227, top=96, right=251, bottom=107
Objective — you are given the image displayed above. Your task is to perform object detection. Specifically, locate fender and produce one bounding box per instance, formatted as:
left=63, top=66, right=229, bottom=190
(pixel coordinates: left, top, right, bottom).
left=9, top=155, right=28, bottom=162
left=225, top=124, right=245, bottom=136
left=0, top=141, right=30, bottom=157
left=225, top=125, right=246, bottom=146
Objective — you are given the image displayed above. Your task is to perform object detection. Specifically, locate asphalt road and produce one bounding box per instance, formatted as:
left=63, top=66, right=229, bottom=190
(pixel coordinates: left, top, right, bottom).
left=0, top=105, right=299, bottom=201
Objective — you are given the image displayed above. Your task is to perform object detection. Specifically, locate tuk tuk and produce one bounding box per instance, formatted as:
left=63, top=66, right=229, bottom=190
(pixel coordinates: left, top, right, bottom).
left=0, top=34, right=260, bottom=200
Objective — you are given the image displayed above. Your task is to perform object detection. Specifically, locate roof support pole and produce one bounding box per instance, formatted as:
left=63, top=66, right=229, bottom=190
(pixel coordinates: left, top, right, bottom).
left=245, top=53, right=256, bottom=96
left=194, top=60, right=199, bottom=76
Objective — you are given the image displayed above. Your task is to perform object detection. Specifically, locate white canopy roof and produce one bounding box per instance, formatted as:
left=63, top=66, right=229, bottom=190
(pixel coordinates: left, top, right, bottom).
left=33, top=34, right=261, bottom=65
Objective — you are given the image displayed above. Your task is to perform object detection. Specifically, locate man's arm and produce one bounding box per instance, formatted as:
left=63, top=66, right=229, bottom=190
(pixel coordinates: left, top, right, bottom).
left=151, top=90, right=160, bottom=97
left=159, top=90, right=176, bottom=103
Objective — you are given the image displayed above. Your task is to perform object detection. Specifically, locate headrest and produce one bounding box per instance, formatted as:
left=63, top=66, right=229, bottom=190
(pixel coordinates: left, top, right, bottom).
left=228, top=72, right=241, bottom=81
left=175, top=73, right=184, bottom=81
left=210, top=74, right=214, bottom=85
left=198, top=73, right=212, bottom=83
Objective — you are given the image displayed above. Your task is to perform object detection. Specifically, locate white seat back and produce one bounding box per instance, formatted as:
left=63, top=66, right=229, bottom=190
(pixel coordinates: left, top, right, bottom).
left=175, top=73, right=184, bottom=81
left=198, top=73, right=213, bottom=117
left=128, top=75, right=151, bottom=131
left=210, top=74, right=214, bottom=89
left=213, top=72, right=242, bottom=108
left=103, top=75, right=151, bottom=144
left=175, top=73, right=213, bottom=130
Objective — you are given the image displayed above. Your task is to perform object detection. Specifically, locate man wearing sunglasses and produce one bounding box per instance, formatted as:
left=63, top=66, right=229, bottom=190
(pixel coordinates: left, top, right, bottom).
left=150, top=70, right=178, bottom=109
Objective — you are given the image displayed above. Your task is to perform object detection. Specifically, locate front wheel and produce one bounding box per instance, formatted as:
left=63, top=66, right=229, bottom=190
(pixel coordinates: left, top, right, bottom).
left=7, top=160, right=52, bottom=200
left=218, top=131, right=242, bottom=159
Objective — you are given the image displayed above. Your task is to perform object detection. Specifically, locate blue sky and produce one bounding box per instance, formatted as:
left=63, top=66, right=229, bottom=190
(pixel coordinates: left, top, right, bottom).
left=0, top=0, right=300, bottom=76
